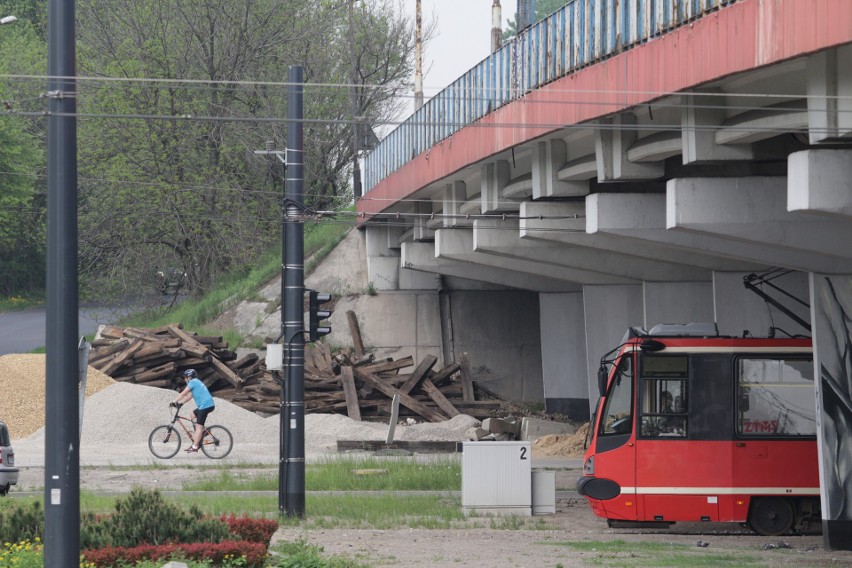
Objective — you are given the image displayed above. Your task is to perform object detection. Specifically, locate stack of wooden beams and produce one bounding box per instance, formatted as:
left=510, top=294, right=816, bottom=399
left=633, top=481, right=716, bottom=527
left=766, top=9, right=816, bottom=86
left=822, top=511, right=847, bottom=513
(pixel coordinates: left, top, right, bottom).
left=88, top=315, right=502, bottom=422
left=89, top=324, right=255, bottom=390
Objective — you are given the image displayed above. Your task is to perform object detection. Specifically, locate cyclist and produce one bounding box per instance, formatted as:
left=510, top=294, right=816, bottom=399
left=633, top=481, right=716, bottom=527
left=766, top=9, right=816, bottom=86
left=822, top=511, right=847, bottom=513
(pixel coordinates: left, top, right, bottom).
left=171, top=368, right=215, bottom=453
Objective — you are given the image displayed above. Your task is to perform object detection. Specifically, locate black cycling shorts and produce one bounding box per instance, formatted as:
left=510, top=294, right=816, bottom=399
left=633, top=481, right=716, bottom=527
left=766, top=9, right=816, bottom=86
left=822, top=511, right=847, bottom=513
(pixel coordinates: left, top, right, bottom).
left=193, top=406, right=215, bottom=426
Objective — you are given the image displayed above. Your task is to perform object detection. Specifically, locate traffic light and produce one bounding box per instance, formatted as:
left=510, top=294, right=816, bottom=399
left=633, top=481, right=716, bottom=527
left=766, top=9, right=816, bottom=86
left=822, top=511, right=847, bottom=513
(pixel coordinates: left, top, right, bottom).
left=307, top=290, right=332, bottom=342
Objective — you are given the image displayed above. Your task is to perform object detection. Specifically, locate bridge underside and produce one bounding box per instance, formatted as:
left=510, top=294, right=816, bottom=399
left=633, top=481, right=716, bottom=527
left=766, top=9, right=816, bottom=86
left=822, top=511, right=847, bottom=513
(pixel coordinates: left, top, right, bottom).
left=358, top=0, right=852, bottom=549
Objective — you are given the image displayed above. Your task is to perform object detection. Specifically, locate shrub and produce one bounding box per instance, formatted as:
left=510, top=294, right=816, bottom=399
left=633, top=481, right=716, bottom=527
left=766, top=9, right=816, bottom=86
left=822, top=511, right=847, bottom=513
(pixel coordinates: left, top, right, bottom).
left=80, top=488, right=230, bottom=548
left=82, top=540, right=267, bottom=567
left=0, top=501, right=43, bottom=543
left=221, top=514, right=278, bottom=545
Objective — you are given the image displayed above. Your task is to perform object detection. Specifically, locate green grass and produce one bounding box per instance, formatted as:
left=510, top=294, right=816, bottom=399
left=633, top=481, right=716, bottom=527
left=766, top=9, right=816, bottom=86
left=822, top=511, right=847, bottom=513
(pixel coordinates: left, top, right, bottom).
left=183, top=456, right=461, bottom=492
left=556, top=540, right=764, bottom=567
left=0, top=292, right=44, bottom=311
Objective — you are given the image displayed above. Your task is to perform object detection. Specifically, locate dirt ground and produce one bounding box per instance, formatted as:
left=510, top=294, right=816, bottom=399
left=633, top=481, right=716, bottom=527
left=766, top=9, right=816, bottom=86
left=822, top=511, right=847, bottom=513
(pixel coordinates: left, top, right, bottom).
left=13, top=465, right=852, bottom=568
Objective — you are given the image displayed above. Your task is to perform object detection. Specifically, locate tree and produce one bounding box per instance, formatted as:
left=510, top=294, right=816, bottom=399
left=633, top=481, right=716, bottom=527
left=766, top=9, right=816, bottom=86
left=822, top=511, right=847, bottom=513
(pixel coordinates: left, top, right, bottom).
left=0, top=14, right=47, bottom=296
left=503, top=0, right=566, bottom=41
left=73, top=0, right=416, bottom=299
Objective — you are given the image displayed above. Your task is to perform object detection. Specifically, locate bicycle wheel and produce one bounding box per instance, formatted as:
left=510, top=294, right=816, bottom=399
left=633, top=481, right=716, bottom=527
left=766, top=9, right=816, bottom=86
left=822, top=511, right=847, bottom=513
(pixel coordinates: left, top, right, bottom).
left=148, top=425, right=181, bottom=459
left=201, top=425, right=233, bottom=459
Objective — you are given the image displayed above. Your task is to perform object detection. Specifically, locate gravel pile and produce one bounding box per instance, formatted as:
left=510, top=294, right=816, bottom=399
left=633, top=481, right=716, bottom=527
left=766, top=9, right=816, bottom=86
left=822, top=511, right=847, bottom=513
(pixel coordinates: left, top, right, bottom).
left=13, top=381, right=480, bottom=466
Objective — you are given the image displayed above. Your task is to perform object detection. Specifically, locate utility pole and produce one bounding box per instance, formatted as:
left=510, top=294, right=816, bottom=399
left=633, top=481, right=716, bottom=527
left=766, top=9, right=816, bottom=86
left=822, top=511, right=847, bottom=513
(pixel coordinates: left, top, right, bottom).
left=282, top=65, right=306, bottom=518
left=348, top=0, right=362, bottom=198
left=414, top=0, right=423, bottom=110
left=491, top=1, right=502, bottom=52
left=45, top=0, right=80, bottom=564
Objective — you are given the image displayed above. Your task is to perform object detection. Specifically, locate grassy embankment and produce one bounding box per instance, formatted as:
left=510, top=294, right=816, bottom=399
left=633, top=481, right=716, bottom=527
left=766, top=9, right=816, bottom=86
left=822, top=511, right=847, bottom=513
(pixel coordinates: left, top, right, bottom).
left=119, top=216, right=353, bottom=348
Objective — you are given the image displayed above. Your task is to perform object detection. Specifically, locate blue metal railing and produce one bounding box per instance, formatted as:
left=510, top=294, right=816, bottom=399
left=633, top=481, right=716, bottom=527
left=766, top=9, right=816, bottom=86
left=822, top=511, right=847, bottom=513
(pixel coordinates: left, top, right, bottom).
left=364, top=0, right=740, bottom=193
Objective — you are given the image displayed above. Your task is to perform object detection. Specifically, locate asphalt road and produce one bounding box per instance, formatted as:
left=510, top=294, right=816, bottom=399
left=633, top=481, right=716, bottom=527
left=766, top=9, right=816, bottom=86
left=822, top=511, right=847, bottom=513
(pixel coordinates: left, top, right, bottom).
left=0, top=306, right=117, bottom=355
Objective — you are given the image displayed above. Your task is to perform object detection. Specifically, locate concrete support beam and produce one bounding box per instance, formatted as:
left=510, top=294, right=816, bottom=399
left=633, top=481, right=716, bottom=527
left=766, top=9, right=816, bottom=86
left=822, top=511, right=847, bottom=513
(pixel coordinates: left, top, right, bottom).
left=667, top=177, right=852, bottom=261
left=807, top=46, right=852, bottom=144
left=442, top=181, right=468, bottom=227
left=715, top=100, right=807, bottom=145
left=682, top=91, right=753, bottom=163
left=788, top=150, right=852, bottom=219
left=401, top=241, right=579, bottom=292
left=531, top=139, right=589, bottom=199
left=520, top=201, right=758, bottom=272
left=413, top=199, right=435, bottom=242
left=480, top=160, right=512, bottom=214
left=365, top=223, right=400, bottom=291
left=435, top=228, right=636, bottom=285
left=596, top=114, right=665, bottom=181
left=539, top=292, right=589, bottom=421
left=590, top=191, right=847, bottom=273
left=474, top=218, right=710, bottom=282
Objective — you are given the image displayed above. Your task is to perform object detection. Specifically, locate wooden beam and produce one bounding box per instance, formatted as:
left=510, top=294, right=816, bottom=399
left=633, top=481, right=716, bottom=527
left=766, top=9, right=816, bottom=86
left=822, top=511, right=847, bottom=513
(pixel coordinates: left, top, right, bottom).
left=347, top=310, right=365, bottom=358
left=353, top=368, right=447, bottom=423
left=361, top=356, right=414, bottom=375
left=99, top=339, right=145, bottom=375
left=420, top=378, right=461, bottom=418
left=339, top=367, right=362, bottom=421
left=398, top=355, right=438, bottom=395
left=459, top=352, right=475, bottom=402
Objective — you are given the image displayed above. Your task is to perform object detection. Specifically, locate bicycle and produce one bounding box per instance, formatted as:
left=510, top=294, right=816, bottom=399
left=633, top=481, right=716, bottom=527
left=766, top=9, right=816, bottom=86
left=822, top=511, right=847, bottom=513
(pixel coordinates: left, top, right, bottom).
left=148, top=403, right=233, bottom=459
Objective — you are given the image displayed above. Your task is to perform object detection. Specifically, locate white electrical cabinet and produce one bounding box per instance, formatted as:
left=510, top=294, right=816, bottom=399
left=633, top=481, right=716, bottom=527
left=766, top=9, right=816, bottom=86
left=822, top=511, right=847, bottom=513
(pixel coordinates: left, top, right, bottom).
left=462, top=441, right=531, bottom=516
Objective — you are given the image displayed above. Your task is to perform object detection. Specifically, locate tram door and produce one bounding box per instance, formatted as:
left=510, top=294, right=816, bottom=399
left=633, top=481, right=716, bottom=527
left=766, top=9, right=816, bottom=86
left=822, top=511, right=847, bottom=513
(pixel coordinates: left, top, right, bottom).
left=594, top=352, right=638, bottom=521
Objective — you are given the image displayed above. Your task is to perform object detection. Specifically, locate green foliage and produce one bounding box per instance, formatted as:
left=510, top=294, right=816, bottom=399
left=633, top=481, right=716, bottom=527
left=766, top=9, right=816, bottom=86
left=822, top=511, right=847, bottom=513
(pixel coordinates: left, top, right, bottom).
left=0, top=500, right=43, bottom=543
left=0, top=16, right=47, bottom=297
left=557, top=540, right=764, bottom=567
left=71, top=0, right=410, bottom=301
left=181, top=456, right=461, bottom=492
left=503, top=0, right=567, bottom=40
left=79, top=488, right=231, bottom=549
left=271, top=539, right=367, bottom=568
left=0, top=538, right=52, bottom=568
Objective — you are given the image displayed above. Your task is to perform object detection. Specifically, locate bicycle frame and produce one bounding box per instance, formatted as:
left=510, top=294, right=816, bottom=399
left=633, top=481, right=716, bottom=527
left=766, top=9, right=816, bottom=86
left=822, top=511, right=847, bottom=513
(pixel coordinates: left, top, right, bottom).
left=149, top=405, right=233, bottom=459
left=168, top=405, right=211, bottom=444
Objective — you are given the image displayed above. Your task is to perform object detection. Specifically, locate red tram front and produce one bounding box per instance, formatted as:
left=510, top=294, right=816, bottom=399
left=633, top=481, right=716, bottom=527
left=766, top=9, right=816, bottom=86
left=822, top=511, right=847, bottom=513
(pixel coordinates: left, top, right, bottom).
left=576, top=324, right=819, bottom=536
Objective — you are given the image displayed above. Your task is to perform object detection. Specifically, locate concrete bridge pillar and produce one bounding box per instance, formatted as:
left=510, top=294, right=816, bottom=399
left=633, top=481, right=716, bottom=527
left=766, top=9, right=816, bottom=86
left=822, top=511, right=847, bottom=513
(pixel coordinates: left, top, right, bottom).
left=582, top=284, right=644, bottom=414
left=811, top=273, right=852, bottom=550
left=539, top=292, right=589, bottom=421
left=643, top=282, right=714, bottom=328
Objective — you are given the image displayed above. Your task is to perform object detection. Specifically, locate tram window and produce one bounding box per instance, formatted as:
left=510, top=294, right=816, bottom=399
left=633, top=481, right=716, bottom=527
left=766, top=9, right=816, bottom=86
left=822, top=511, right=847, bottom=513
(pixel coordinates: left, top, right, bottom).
left=599, top=355, right=633, bottom=436
left=736, top=358, right=816, bottom=437
left=639, top=355, right=688, bottom=437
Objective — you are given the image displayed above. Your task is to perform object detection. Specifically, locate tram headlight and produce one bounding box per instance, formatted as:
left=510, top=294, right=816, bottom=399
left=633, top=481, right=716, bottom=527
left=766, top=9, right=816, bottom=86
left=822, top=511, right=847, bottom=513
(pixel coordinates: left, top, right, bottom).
left=583, top=455, right=595, bottom=475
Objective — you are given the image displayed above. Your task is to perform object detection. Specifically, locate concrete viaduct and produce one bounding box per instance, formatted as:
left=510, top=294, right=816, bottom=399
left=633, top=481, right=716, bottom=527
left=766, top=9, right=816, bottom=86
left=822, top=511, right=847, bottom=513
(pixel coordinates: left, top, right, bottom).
left=354, top=0, right=852, bottom=547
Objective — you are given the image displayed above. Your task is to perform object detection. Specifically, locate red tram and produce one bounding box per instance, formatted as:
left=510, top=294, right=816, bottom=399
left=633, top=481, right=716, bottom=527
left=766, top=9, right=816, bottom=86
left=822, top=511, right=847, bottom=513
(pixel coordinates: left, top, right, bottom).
left=576, top=323, right=820, bottom=536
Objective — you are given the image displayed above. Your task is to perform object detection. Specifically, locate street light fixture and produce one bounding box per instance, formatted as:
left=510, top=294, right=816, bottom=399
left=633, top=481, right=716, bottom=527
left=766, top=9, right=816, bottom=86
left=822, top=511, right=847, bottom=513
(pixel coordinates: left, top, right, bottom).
left=0, top=16, right=17, bottom=25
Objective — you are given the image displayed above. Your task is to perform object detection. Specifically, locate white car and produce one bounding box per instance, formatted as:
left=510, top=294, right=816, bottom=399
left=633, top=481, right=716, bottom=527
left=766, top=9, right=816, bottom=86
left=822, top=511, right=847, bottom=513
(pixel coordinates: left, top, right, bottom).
left=0, top=420, right=18, bottom=496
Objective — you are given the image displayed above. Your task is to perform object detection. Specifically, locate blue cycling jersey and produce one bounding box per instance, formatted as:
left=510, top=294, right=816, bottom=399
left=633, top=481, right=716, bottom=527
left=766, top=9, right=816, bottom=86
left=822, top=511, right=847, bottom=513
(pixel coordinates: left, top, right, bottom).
left=187, top=378, right=215, bottom=410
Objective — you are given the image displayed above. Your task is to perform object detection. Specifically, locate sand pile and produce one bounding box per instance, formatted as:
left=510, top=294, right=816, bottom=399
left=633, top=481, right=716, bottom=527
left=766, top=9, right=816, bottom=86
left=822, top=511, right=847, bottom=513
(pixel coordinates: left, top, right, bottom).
left=0, top=354, right=116, bottom=438
left=531, top=422, right=590, bottom=457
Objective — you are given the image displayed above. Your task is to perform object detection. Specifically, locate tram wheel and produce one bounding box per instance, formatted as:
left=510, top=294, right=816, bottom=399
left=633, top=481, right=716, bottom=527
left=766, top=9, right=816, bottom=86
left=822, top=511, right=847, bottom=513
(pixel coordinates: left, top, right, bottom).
left=748, top=497, right=795, bottom=536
